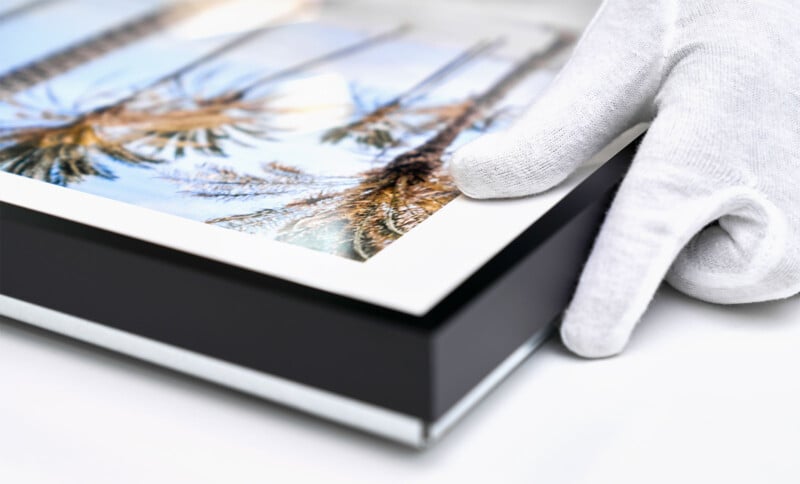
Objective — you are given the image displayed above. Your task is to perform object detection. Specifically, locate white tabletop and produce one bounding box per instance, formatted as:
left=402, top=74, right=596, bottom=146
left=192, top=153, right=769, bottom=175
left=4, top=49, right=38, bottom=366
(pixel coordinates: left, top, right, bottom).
left=2, top=285, right=798, bottom=483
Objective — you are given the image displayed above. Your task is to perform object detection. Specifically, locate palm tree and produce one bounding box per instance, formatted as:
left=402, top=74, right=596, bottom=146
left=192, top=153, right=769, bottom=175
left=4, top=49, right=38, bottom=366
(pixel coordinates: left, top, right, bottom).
left=0, top=13, right=364, bottom=185
left=169, top=32, right=574, bottom=260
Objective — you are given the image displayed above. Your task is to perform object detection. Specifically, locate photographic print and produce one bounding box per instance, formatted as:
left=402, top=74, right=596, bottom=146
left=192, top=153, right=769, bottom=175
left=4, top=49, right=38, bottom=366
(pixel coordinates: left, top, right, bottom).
left=0, top=3, right=570, bottom=261
left=0, top=0, right=612, bottom=313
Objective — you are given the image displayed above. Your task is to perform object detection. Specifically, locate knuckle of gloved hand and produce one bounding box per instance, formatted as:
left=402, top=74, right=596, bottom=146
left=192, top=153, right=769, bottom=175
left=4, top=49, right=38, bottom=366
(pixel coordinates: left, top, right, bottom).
left=665, top=193, right=797, bottom=303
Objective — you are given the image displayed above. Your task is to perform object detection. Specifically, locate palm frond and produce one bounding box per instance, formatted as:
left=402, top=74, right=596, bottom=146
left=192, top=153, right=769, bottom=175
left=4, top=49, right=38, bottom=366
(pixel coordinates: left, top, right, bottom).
left=0, top=117, right=160, bottom=185
left=207, top=192, right=340, bottom=234
left=119, top=92, right=288, bottom=159
left=321, top=103, right=403, bottom=148
left=162, top=161, right=357, bottom=200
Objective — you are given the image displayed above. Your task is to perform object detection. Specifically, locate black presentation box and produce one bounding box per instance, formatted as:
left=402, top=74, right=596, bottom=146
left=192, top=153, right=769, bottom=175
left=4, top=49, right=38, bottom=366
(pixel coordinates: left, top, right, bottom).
left=0, top=138, right=636, bottom=446
left=0, top=0, right=637, bottom=446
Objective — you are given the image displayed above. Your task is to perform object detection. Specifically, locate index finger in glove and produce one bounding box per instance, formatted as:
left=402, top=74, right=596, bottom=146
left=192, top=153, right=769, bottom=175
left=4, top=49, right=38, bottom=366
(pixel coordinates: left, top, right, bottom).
left=450, top=0, right=664, bottom=199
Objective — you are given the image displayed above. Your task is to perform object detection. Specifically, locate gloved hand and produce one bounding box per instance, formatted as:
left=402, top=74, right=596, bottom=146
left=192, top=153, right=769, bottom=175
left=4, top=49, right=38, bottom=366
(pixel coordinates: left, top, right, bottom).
left=450, top=0, right=800, bottom=358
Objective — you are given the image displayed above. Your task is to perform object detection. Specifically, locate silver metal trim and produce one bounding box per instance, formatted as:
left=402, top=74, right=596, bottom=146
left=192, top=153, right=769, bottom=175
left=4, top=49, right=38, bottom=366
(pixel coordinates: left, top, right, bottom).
left=0, top=294, right=551, bottom=448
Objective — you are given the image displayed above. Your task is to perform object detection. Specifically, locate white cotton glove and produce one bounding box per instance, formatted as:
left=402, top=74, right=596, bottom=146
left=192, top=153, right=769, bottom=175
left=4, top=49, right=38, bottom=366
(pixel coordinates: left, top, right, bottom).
left=450, top=0, right=800, bottom=358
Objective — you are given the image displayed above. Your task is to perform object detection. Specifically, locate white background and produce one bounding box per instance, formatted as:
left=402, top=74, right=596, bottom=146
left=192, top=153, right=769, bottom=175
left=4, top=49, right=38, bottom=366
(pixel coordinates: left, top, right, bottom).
left=2, top=286, right=799, bottom=483
left=2, top=1, right=798, bottom=483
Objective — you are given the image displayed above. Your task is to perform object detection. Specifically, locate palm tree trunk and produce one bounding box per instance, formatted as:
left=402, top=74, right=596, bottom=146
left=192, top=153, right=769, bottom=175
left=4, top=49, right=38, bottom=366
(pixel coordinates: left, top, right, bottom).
left=0, top=0, right=61, bottom=25
left=0, top=0, right=227, bottom=99
left=93, top=17, right=289, bottom=115
left=383, top=37, right=505, bottom=109
left=232, top=25, right=410, bottom=101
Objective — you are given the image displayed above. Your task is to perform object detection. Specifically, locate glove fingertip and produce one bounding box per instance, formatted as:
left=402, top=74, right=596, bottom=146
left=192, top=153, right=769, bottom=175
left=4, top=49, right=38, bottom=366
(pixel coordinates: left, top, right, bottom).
left=449, top=133, right=507, bottom=199
left=560, top=317, right=631, bottom=359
